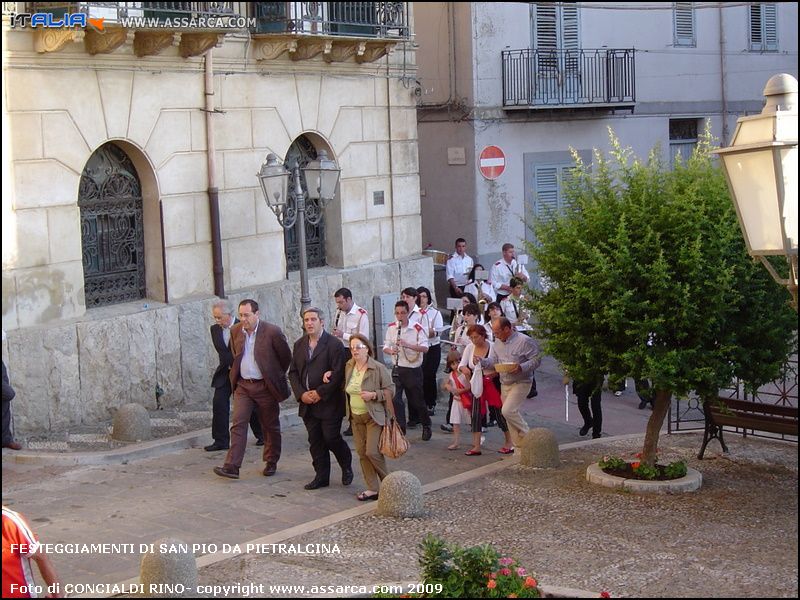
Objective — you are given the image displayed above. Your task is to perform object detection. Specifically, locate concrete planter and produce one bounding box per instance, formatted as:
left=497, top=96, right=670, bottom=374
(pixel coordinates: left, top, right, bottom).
left=586, top=463, right=702, bottom=494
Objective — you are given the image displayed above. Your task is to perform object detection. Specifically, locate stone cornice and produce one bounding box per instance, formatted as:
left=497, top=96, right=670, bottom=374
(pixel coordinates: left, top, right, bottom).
left=252, top=34, right=398, bottom=64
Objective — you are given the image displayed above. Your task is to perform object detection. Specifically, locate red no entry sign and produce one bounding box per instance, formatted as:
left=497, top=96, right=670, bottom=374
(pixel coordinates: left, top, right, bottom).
left=479, top=145, right=506, bottom=180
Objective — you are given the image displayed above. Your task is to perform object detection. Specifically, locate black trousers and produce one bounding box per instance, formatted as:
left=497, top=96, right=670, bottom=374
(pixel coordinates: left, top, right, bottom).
left=575, top=381, right=602, bottom=437
left=212, top=383, right=263, bottom=446
left=2, top=400, right=13, bottom=445
left=421, top=343, right=442, bottom=410
left=303, top=414, right=352, bottom=481
left=392, top=366, right=429, bottom=431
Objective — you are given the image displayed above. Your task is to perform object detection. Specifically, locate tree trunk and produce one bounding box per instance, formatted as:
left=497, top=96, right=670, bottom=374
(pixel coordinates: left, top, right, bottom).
left=640, top=389, right=672, bottom=466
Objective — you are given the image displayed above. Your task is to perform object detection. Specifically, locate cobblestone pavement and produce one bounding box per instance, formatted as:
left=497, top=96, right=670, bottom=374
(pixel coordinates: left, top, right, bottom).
left=3, top=356, right=796, bottom=597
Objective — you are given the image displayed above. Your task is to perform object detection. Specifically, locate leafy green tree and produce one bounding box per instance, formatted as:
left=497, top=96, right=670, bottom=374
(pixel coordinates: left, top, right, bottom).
left=528, top=129, right=795, bottom=466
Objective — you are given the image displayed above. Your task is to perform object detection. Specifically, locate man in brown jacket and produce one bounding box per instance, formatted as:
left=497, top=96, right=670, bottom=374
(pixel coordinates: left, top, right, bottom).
left=214, top=299, right=292, bottom=479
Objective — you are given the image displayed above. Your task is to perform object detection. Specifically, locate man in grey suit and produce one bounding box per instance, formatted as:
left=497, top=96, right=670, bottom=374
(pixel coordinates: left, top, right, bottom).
left=214, top=299, right=292, bottom=480
left=289, top=308, right=353, bottom=490
left=205, top=300, right=263, bottom=452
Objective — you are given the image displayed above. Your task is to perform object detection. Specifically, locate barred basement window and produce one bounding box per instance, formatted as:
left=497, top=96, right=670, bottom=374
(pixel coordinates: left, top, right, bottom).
left=669, top=118, right=699, bottom=168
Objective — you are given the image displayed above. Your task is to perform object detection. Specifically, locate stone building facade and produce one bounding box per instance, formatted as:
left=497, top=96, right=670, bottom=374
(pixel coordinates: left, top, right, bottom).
left=1, top=2, right=430, bottom=433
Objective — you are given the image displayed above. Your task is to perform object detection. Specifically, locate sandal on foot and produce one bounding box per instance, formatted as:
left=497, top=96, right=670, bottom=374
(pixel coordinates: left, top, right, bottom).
left=447, top=444, right=459, bottom=450
left=357, top=491, right=379, bottom=502
left=498, top=447, right=514, bottom=455
left=465, top=449, right=482, bottom=456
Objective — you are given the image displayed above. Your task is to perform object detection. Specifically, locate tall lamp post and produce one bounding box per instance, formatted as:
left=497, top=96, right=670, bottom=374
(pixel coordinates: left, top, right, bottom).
left=715, top=73, right=798, bottom=312
left=257, top=149, right=341, bottom=313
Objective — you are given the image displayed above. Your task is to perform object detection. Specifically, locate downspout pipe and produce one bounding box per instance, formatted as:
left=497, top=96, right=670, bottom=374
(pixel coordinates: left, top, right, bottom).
left=205, top=49, right=225, bottom=298
left=719, top=5, right=729, bottom=143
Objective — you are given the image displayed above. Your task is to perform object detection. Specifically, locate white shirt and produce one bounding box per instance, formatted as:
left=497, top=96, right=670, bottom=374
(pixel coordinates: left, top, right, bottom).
left=417, top=306, right=444, bottom=346
left=490, top=258, right=530, bottom=297
left=446, top=252, right=474, bottom=287
left=240, top=323, right=263, bottom=380
left=333, top=303, right=370, bottom=346
left=464, top=280, right=496, bottom=303
left=451, top=322, right=493, bottom=348
left=408, top=305, right=424, bottom=327
left=458, top=340, right=494, bottom=372
left=383, top=321, right=428, bottom=368
left=501, top=295, right=530, bottom=332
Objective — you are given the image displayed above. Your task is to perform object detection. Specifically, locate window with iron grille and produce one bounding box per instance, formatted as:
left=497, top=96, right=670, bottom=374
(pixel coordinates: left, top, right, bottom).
left=749, top=3, right=778, bottom=52
left=669, top=118, right=699, bottom=168
left=674, top=2, right=695, bottom=47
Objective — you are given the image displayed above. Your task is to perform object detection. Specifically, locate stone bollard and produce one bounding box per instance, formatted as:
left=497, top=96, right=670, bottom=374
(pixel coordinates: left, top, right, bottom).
left=376, top=470, right=425, bottom=518
left=112, top=403, right=152, bottom=442
left=140, top=537, right=198, bottom=597
left=519, top=427, right=560, bottom=468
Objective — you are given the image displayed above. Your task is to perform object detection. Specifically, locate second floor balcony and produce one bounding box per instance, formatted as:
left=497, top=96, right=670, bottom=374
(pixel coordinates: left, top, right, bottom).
left=502, top=48, right=636, bottom=111
left=13, top=2, right=409, bottom=60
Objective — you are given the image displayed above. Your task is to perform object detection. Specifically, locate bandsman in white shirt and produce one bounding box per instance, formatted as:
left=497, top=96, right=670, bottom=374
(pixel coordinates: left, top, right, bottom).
left=400, top=287, right=424, bottom=326
left=490, top=243, right=530, bottom=301
left=463, top=263, right=496, bottom=305
left=416, top=286, right=444, bottom=418
left=445, top=238, right=474, bottom=298
left=500, top=278, right=530, bottom=332
left=382, top=301, right=431, bottom=440
left=332, top=288, right=370, bottom=351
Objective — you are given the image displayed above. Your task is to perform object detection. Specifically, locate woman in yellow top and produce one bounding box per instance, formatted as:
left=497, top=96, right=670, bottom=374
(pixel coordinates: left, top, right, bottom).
left=344, top=333, right=396, bottom=501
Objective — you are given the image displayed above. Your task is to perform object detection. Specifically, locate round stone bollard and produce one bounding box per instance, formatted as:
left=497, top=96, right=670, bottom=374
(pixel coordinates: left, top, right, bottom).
left=140, top=537, right=198, bottom=597
left=519, top=427, right=560, bottom=468
left=112, top=403, right=152, bottom=442
left=376, top=470, right=425, bottom=518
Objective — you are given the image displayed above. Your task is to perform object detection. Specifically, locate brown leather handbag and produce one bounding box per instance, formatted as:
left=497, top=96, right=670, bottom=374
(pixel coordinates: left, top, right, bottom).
left=379, top=389, right=409, bottom=459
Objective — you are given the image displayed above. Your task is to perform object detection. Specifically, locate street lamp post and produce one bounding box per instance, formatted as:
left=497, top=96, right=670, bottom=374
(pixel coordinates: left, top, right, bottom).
left=715, top=73, right=798, bottom=312
left=257, top=149, right=341, bottom=314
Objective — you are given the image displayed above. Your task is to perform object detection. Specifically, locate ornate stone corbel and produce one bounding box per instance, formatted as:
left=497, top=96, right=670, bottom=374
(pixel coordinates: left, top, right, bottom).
left=324, top=40, right=357, bottom=63
left=289, top=37, right=326, bottom=61
left=133, top=31, right=181, bottom=57
left=84, top=28, right=132, bottom=55
left=355, top=41, right=396, bottom=63
left=252, top=37, right=298, bottom=60
left=179, top=32, right=225, bottom=58
left=33, top=28, right=85, bottom=53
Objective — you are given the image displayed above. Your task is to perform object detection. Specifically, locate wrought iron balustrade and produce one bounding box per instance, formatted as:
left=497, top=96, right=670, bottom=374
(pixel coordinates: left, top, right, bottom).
left=254, top=2, right=408, bottom=38
left=29, top=2, right=247, bottom=25
left=502, top=48, right=636, bottom=109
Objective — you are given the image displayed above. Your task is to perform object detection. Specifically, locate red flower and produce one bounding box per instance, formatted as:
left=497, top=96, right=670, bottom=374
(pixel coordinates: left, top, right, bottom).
left=600, top=591, right=611, bottom=598
left=524, top=577, right=537, bottom=588
left=487, top=579, right=497, bottom=589
left=500, top=568, right=511, bottom=576
left=631, top=461, right=641, bottom=469
left=634, top=452, right=642, bottom=459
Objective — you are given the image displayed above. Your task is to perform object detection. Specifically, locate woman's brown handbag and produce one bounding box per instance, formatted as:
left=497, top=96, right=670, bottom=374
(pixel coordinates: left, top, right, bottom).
left=379, top=417, right=409, bottom=459
left=379, top=389, right=409, bottom=458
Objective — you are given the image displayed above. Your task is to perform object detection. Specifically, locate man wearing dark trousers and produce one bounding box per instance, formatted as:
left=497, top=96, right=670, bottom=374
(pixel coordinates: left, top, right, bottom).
left=382, top=301, right=432, bottom=441
left=213, top=299, right=292, bottom=480
left=289, top=307, right=353, bottom=490
left=206, top=300, right=264, bottom=452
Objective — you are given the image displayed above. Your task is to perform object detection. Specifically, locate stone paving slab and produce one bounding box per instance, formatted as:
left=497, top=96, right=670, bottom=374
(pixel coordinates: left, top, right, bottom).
left=2, top=358, right=665, bottom=596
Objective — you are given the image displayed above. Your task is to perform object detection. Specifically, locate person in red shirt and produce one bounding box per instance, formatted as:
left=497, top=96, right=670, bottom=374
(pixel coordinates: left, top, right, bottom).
left=2, top=506, right=62, bottom=598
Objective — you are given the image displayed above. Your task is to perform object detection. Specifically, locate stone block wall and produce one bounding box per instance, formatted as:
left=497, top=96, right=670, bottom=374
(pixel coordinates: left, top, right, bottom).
left=2, top=255, right=433, bottom=435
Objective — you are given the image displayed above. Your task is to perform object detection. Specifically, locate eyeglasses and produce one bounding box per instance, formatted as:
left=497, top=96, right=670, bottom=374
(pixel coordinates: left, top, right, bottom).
left=351, top=344, right=368, bottom=351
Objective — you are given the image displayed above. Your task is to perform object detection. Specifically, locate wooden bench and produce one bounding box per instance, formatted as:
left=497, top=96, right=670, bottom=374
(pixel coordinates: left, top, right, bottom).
left=698, top=397, right=799, bottom=459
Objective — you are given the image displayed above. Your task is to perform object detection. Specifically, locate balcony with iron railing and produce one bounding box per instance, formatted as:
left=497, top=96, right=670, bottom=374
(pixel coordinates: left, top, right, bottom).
left=6, top=2, right=409, bottom=61
left=502, top=48, right=636, bottom=111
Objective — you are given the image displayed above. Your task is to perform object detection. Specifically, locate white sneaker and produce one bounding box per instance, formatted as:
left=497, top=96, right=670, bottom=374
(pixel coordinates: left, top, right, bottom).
left=480, top=435, right=486, bottom=446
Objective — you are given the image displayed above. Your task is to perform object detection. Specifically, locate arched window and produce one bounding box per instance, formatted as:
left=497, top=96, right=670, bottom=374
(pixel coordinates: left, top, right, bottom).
left=78, top=143, right=146, bottom=307
left=284, top=135, right=326, bottom=271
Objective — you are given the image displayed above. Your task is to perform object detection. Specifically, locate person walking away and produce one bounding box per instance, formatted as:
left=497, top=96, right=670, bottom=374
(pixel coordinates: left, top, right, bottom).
left=574, top=376, right=604, bottom=439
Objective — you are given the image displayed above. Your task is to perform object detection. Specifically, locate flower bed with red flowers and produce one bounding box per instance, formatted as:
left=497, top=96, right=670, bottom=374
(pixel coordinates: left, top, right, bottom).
left=598, top=453, right=688, bottom=481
